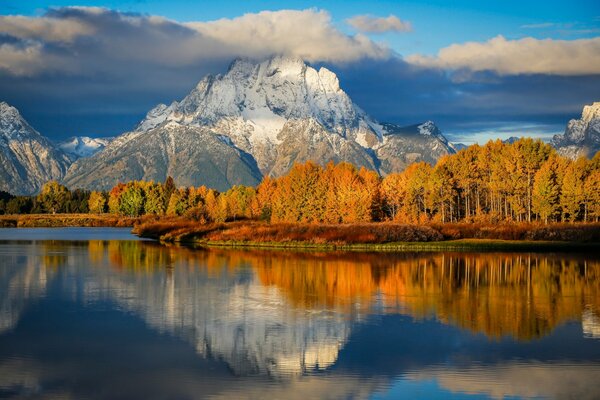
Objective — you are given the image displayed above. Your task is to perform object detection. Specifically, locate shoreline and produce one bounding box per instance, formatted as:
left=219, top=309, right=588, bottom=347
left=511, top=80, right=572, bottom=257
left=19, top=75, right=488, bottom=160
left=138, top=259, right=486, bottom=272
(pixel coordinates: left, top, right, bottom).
left=0, top=214, right=142, bottom=228
left=1, top=215, right=599, bottom=252
left=177, top=238, right=600, bottom=252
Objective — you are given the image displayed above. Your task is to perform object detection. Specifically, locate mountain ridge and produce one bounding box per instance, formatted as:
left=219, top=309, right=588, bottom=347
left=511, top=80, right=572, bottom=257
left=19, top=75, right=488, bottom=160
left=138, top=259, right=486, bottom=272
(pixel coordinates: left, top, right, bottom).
left=552, top=102, right=600, bottom=159
left=0, top=102, right=71, bottom=195
left=63, top=56, right=456, bottom=191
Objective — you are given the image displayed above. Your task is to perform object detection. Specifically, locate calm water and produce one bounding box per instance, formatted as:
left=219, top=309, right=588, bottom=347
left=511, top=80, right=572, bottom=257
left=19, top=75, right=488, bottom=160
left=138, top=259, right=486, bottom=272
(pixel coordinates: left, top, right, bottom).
left=0, top=228, right=599, bottom=399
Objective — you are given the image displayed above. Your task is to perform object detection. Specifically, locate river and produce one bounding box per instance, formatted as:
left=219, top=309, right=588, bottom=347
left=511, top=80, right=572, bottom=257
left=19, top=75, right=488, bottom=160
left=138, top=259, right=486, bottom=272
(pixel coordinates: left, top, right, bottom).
left=0, top=228, right=599, bottom=399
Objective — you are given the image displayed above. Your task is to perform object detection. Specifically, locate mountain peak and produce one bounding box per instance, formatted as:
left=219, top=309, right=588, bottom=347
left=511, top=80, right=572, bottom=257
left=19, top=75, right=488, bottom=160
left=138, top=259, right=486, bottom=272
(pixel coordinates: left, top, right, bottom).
left=582, top=101, right=600, bottom=124
left=553, top=101, right=600, bottom=159
left=0, top=101, right=22, bottom=121
left=0, top=102, right=70, bottom=194
left=65, top=57, right=455, bottom=192
left=58, top=136, right=112, bottom=159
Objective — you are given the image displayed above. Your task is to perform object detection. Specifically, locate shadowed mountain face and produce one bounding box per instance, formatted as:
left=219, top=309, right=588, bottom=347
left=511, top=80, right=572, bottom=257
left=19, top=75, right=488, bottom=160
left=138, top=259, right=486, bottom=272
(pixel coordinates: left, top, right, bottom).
left=0, top=102, right=71, bottom=195
left=63, top=56, right=456, bottom=191
left=553, top=102, right=600, bottom=159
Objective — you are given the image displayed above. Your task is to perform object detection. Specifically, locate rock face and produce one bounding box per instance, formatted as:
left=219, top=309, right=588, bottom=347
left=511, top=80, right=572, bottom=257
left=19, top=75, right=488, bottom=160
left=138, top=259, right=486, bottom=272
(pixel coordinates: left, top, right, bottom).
left=64, top=56, right=455, bottom=191
left=0, top=102, right=71, bottom=195
left=58, top=136, right=112, bottom=159
left=377, top=121, right=458, bottom=173
left=64, top=124, right=263, bottom=192
left=552, top=102, right=600, bottom=159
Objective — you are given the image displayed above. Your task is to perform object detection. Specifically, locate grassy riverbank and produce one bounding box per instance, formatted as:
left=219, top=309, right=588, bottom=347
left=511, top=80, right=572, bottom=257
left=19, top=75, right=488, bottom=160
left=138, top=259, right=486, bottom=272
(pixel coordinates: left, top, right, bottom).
left=0, top=213, right=146, bottom=227
left=186, top=239, right=599, bottom=252
left=133, top=219, right=600, bottom=252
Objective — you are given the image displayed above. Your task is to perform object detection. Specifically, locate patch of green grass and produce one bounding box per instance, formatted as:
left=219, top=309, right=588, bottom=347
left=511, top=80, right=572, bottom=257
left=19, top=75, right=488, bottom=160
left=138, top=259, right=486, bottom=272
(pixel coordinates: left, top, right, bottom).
left=178, top=238, right=600, bottom=253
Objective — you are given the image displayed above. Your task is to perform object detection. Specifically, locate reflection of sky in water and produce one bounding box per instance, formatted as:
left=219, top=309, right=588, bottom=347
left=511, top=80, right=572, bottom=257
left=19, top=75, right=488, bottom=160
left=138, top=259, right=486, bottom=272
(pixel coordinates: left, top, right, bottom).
left=0, top=235, right=599, bottom=399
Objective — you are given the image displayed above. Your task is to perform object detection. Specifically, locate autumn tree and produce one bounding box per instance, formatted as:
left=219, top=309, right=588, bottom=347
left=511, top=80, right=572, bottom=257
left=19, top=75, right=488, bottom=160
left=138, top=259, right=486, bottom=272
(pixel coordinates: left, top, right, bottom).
left=88, top=191, right=107, bottom=214
left=145, top=183, right=167, bottom=215
left=560, top=158, right=586, bottom=222
left=532, top=158, right=560, bottom=223
left=37, top=181, right=70, bottom=214
left=108, top=183, right=126, bottom=214
left=119, top=182, right=145, bottom=217
left=585, top=169, right=600, bottom=221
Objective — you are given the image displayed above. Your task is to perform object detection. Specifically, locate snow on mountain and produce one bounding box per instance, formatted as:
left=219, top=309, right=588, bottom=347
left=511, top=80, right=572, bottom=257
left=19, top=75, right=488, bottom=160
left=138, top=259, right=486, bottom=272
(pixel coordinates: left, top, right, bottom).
left=552, top=102, right=600, bottom=159
left=65, top=56, right=455, bottom=191
left=376, top=121, right=457, bottom=172
left=0, top=102, right=71, bottom=195
left=58, top=136, right=112, bottom=159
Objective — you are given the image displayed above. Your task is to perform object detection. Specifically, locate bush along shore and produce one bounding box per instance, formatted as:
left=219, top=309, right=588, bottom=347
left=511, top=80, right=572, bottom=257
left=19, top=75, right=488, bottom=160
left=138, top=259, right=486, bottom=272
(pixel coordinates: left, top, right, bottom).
left=0, top=213, right=147, bottom=228
left=131, top=219, right=600, bottom=252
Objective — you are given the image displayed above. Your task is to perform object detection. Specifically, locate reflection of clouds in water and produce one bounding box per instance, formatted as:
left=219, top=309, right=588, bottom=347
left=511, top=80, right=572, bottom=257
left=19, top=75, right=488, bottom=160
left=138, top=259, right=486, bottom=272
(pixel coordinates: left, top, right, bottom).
left=406, top=363, right=600, bottom=400
left=0, top=356, right=384, bottom=400
left=583, top=309, right=600, bottom=339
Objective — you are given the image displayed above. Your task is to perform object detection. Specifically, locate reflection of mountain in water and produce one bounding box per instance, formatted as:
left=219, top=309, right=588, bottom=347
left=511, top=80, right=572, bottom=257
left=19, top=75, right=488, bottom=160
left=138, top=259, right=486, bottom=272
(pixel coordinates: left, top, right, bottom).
left=583, top=309, right=600, bottom=339
left=0, top=243, right=61, bottom=334
left=1, top=241, right=599, bottom=378
left=84, top=261, right=350, bottom=377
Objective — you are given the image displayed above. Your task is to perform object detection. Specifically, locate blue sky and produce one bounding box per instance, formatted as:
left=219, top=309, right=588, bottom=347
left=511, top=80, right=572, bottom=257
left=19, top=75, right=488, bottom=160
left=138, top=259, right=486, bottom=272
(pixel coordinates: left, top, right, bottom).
left=1, top=1, right=599, bottom=143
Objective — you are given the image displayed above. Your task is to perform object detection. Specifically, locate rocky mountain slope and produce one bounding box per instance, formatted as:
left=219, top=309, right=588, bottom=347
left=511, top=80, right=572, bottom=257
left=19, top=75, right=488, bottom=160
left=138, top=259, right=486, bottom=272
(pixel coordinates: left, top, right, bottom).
left=64, top=56, right=456, bottom=191
left=0, top=102, right=71, bottom=195
left=64, top=124, right=263, bottom=192
left=58, top=136, right=112, bottom=159
left=552, top=102, right=600, bottom=159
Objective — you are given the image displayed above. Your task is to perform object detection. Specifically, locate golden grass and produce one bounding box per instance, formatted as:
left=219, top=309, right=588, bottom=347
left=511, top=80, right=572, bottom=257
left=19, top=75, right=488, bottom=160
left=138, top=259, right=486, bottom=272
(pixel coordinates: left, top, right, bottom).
left=0, top=213, right=151, bottom=227
left=133, top=218, right=600, bottom=248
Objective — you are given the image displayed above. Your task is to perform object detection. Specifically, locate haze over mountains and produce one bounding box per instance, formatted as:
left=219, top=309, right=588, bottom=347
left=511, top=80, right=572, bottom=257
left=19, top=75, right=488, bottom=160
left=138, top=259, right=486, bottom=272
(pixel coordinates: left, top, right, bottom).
left=0, top=57, right=598, bottom=195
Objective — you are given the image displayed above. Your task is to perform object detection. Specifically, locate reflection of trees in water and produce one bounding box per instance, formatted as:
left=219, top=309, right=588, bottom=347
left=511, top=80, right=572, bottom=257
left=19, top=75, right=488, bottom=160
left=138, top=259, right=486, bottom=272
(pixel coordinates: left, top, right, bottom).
left=166, top=249, right=599, bottom=341
left=93, top=242, right=600, bottom=340
left=1, top=241, right=599, bottom=398
left=2, top=241, right=600, bottom=349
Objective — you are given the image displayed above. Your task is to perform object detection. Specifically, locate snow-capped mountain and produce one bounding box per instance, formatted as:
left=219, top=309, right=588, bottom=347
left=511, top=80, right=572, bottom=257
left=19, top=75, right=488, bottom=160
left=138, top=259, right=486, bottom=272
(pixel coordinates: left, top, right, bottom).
left=0, top=102, right=71, bottom=195
left=58, top=136, right=112, bottom=159
left=377, top=121, right=458, bottom=172
left=64, top=56, right=455, bottom=191
left=552, top=102, right=600, bottom=159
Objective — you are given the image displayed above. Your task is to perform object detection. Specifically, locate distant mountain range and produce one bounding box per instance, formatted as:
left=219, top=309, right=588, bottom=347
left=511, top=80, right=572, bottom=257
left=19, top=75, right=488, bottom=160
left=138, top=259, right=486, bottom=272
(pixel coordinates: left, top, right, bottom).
left=0, top=57, right=598, bottom=195
left=58, top=136, right=112, bottom=159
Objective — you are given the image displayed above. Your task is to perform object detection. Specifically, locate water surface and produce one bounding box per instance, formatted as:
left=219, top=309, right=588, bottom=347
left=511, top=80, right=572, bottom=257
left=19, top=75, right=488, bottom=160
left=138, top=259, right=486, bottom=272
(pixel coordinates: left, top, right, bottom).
left=0, top=228, right=599, bottom=399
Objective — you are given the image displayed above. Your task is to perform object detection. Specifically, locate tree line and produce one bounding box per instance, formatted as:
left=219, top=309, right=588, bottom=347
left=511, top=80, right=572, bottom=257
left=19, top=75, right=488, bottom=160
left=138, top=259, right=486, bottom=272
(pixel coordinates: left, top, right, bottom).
left=2, top=138, right=599, bottom=223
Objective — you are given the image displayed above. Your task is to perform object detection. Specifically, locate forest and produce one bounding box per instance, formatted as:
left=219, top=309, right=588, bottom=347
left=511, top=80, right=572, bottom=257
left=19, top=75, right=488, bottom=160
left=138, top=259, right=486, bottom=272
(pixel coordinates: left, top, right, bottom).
left=2, top=138, right=600, bottom=225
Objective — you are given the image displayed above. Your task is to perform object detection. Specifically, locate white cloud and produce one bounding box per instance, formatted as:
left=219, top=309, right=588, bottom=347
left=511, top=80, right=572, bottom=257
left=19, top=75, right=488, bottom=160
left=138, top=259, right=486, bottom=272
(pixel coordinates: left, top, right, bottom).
left=0, top=7, right=390, bottom=77
left=406, top=35, right=600, bottom=76
left=346, top=14, right=412, bottom=33
left=0, top=14, right=95, bottom=42
left=190, top=10, right=389, bottom=62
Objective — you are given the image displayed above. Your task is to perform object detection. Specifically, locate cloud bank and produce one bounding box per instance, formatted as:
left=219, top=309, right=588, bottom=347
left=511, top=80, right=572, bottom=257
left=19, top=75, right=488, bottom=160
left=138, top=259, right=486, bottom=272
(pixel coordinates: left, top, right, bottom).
left=0, top=7, right=598, bottom=142
left=346, top=14, right=412, bottom=33
left=406, top=35, right=600, bottom=76
left=0, top=7, right=389, bottom=77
